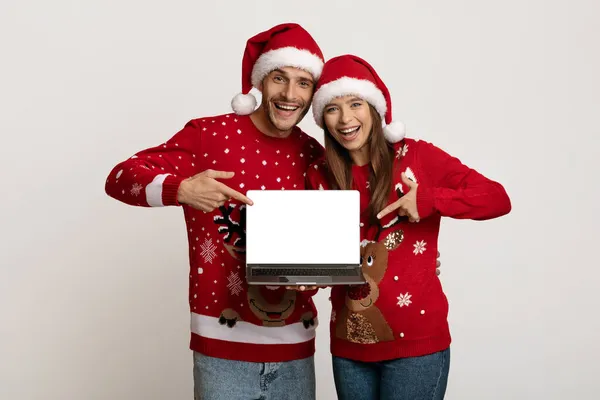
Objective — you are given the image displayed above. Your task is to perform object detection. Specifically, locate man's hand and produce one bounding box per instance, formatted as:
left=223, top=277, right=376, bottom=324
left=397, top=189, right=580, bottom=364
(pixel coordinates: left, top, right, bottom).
left=377, top=172, right=420, bottom=222
left=177, top=169, right=253, bottom=212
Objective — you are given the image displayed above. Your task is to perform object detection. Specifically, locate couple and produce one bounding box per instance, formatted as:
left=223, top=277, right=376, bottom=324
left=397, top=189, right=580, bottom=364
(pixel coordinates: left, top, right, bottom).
left=105, top=23, right=511, bottom=400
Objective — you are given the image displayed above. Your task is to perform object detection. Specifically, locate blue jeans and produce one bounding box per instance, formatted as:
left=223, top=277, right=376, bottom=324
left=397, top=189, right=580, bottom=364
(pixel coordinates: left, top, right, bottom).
left=332, top=348, right=450, bottom=400
left=193, top=352, right=315, bottom=400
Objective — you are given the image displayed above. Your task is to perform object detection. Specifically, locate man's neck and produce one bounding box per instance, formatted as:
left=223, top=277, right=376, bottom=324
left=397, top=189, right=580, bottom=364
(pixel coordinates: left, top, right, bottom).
left=249, top=106, right=293, bottom=139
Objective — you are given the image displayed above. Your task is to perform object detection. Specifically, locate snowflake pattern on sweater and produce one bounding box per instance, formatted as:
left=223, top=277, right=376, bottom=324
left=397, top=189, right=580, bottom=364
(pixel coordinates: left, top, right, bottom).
left=306, top=138, right=511, bottom=362
left=105, top=114, right=324, bottom=362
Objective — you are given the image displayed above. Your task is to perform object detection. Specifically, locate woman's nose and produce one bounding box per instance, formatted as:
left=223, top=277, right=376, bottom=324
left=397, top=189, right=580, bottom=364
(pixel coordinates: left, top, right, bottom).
left=339, top=109, right=352, bottom=124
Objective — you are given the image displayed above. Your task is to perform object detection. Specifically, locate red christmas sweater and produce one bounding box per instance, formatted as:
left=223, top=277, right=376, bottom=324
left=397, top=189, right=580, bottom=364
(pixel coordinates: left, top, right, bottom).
left=105, top=113, right=324, bottom=362
left=306, top=138, right=511, bottom=362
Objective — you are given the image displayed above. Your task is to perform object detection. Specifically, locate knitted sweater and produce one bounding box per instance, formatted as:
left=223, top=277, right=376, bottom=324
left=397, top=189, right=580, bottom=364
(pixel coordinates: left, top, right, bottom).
left=306, top=138, right=511, bottom=362
left=105, top=113, right=324, bottom=362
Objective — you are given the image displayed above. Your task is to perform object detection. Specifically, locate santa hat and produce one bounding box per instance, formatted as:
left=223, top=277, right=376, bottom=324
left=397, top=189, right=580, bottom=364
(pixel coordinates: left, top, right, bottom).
left=311, top=55, right=405, bottom=143
left=231, top=23, right=325, bottom=115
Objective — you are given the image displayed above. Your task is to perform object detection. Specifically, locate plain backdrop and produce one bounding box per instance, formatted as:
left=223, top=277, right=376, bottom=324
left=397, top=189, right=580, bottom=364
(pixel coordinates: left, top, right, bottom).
left=1, top=0, right=599, bottom=399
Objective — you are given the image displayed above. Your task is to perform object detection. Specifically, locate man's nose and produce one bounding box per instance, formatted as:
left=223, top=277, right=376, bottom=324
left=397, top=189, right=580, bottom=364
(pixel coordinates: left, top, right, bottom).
left=282, top=83, right=296, bottom=101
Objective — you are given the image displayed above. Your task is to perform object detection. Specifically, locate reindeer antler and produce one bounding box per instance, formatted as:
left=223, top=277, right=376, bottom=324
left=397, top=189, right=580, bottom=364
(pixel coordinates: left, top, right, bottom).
left=214, top=204, right=247, bottom=259
left=214, top=204, right=246, bottom=247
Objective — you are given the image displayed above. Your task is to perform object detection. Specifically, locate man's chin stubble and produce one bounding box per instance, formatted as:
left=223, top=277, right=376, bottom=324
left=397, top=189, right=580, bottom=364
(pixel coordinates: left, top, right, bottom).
left=268, top=112, right=301, bottom=133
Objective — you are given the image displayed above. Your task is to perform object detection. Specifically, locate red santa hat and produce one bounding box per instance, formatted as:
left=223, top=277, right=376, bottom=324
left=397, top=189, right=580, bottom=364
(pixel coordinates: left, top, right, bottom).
left=231, top=23, right=325, bottom=115
left=311, top=55, right=405, bottom=143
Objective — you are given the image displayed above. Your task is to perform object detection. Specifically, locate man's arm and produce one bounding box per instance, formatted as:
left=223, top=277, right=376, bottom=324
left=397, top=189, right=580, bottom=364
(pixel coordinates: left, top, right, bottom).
left=105, top=119, right=252, bottom=211
left=105, top=120, right=202, bottom=207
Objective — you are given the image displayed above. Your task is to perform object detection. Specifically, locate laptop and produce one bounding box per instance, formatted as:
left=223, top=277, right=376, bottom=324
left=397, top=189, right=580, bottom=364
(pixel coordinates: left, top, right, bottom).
left=245, top=189, right=365, bottom=286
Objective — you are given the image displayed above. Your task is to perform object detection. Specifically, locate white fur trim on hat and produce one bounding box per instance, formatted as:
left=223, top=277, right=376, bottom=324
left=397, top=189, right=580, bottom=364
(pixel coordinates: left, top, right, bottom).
left=250, top=47, right=324, bottom=89
left=383, top=120, right=406, bottom=143
left=231, top=92, right=257, bottom=115
left=312, top=77, right=387, bottom=127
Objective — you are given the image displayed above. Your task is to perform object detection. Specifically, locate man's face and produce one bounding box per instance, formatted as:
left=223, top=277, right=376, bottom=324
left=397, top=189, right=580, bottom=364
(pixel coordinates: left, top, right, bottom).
left=259, top=67, right=315, bottom=135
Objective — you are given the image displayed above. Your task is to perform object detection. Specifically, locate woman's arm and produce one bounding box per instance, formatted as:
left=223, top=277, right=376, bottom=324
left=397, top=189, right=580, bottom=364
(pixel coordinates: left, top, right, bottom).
left=415, top=141, right=512, bottom=220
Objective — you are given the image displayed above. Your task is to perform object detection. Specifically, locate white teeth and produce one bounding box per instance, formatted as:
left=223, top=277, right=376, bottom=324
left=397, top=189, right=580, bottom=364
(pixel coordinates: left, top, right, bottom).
left=276, top=104, right=299, bottom=111
left=340, top=127, right=359, bottom=134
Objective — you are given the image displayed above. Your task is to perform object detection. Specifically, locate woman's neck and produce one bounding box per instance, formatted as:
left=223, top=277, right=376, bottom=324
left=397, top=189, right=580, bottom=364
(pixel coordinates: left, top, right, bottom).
left=350, top=145, right=370, bottom=167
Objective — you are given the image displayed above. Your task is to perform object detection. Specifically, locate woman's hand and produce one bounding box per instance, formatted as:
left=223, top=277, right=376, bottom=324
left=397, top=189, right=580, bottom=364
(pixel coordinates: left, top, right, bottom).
left=377, top=172, right=420, bottom=222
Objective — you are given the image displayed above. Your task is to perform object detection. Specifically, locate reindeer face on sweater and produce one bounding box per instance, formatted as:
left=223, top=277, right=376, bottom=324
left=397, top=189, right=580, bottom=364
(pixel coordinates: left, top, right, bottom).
left=345, top=230, right=404, bottom=313
left=247, top=286, right=296, bottom=327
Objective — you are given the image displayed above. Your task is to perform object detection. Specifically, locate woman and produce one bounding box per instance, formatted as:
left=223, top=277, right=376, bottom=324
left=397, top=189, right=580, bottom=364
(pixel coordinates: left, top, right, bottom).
left=306, top=55, right=511, bottom=400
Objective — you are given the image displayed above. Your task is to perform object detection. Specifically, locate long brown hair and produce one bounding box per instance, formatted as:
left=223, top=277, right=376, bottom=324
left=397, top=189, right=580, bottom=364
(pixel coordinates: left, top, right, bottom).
left=323, top=105, right=396, bottom=225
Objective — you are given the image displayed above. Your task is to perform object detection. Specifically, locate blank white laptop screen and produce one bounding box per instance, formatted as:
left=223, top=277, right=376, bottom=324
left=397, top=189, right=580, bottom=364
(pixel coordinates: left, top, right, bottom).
left=245, top=190, right=360, bottom=266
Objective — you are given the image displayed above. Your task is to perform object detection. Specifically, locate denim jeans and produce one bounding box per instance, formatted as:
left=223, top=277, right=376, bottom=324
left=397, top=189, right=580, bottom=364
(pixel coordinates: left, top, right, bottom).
left=332, top=348, right=450, bottom=400
left=193, top=352, right=315, bottom=400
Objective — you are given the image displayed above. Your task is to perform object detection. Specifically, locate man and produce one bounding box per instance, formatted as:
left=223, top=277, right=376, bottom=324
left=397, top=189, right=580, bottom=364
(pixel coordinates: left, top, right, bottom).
left=105, top=23, right=326, bottom=400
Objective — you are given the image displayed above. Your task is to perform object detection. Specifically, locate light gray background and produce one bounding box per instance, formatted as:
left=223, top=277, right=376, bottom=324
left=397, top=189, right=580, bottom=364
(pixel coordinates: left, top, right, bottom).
left=1, top=1, right=598, bottom=399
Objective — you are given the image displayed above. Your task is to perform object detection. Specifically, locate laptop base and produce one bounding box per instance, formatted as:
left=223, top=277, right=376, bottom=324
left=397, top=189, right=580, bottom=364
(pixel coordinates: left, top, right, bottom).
left=246, top=264, right=366, bottom=286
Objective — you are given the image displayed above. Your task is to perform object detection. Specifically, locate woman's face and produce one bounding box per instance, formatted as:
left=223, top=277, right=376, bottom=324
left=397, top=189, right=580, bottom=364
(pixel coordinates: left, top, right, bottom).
left=323, top=95, right=373, bottom=153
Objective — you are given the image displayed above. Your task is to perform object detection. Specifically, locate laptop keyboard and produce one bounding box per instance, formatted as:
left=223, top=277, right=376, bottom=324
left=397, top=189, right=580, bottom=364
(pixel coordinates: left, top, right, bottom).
left=251, top=268, right=359, bottom=276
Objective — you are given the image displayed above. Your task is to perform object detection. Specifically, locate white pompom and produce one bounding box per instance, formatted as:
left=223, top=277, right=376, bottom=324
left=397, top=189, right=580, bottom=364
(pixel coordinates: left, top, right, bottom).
left=231, top=93, right=257, bottom=115
left=383, top=120, right=406, bottom=143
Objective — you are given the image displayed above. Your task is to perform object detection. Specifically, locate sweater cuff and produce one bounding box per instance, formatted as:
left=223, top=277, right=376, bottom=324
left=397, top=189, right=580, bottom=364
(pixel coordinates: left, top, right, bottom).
left=162, top=174, right=185, bottom=206
left=417, top=186, right=436, bottom=219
